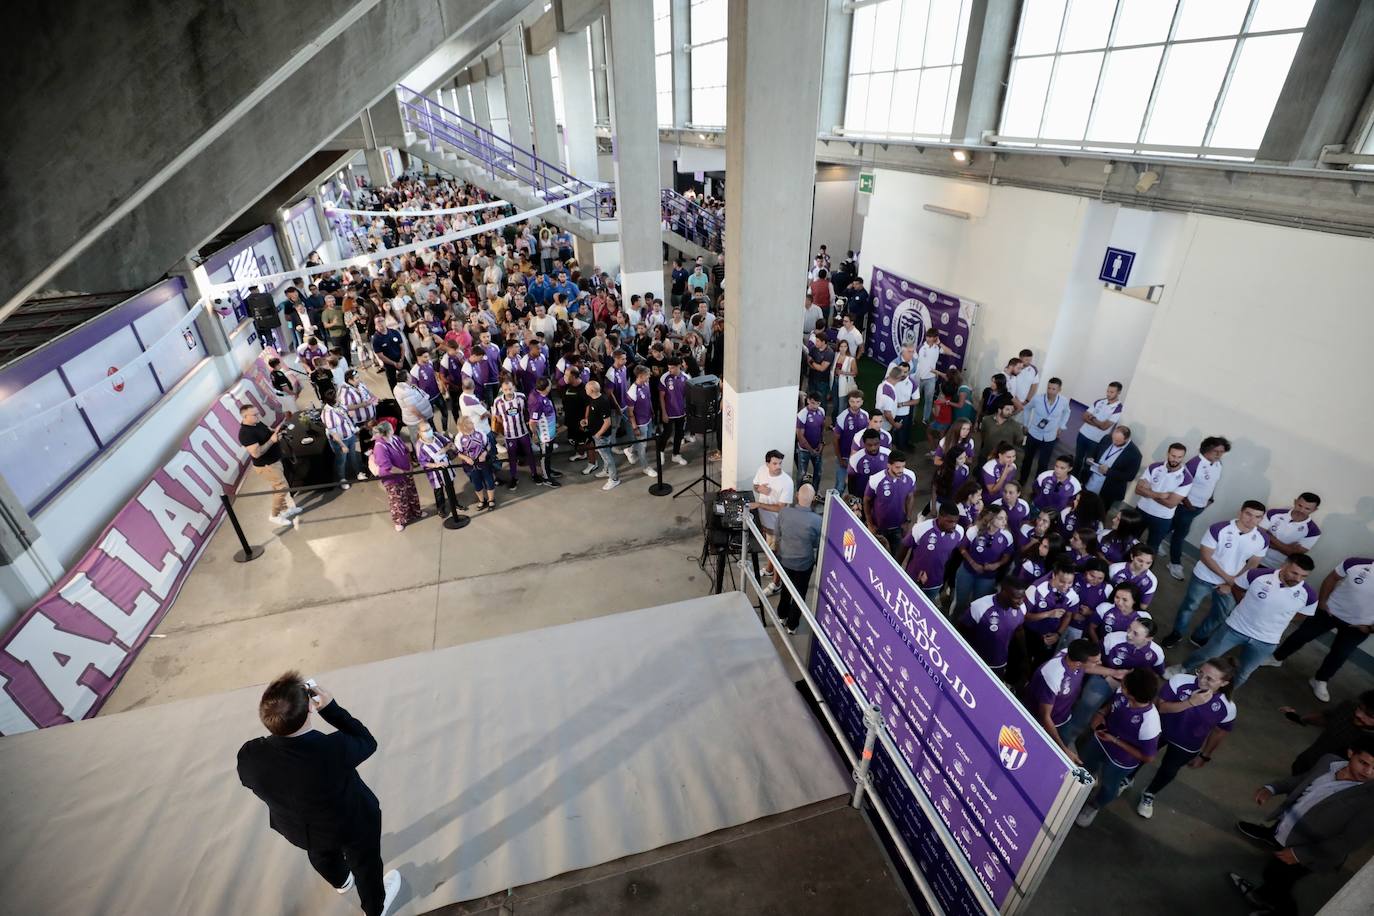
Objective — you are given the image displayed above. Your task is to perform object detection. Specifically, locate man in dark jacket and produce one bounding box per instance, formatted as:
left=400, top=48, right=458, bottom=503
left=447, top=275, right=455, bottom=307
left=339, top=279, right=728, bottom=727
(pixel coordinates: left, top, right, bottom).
left=1084, top=425, right=1142, bottom=509
left=238, top=671, right=400, bottom=916
left=1230, top=736, right=1374, bottom=915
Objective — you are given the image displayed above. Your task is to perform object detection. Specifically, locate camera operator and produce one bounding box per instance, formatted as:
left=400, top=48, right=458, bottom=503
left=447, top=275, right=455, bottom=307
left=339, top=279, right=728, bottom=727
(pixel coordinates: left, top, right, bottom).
left=237, top=672, right=400, bottom=916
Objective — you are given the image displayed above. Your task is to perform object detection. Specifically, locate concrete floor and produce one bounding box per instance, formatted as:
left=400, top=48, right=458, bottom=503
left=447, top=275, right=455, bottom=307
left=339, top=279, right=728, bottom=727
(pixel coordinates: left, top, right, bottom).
left=102, top=357, right=1374, bottom=915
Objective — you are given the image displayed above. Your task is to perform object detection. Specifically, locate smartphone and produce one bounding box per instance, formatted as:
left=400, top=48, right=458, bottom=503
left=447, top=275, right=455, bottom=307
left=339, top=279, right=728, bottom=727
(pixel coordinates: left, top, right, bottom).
left=304, top=678, right=319, bottom=698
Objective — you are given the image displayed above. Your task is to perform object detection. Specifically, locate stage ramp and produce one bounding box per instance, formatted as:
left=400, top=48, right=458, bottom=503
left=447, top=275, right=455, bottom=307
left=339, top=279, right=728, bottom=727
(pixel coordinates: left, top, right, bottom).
left=0, top=593, right=853, bottom=915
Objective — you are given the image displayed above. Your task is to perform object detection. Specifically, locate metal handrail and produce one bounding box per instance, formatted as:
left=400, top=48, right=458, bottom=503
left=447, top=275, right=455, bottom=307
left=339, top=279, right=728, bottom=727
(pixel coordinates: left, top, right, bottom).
left=660, top=188, right=723, bottom=253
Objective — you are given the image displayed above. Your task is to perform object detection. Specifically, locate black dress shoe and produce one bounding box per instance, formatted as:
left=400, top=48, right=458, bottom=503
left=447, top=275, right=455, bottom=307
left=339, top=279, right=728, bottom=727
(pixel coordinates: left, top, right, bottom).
left=1234, top=821, right=1280, bottom=850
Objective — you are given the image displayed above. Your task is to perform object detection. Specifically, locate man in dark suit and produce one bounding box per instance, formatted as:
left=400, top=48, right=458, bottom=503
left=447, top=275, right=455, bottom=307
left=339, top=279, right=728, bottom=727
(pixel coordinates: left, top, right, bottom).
left=1083, top=425, right=1141, bottom=509
left=237, top=672, right=399, bottom=916
left=1230, top=736, right=1374, bottom=915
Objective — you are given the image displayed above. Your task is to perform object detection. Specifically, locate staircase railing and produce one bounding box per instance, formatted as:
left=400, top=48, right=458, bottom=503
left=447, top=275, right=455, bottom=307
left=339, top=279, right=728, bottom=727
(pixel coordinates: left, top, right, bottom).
left=660, top=188, right=723, bottom=254
left=396, top=85, right=617, bottom=232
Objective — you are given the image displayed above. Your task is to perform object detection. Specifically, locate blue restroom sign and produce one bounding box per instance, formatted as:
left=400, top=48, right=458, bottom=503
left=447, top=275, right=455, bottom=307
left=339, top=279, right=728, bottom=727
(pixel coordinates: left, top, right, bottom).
left=1099, top=247, right=1135, bottom=285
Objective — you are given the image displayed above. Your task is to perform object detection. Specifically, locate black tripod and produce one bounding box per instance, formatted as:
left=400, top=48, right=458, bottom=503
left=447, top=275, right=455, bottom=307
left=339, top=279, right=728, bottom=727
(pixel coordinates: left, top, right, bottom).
left=672, top=423, right=718, bottom=502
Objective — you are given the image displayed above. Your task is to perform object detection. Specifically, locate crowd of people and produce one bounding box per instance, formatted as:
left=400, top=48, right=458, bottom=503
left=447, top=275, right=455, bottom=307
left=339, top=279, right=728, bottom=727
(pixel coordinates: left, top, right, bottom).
left=241, top=176, right=727, bottom=532
left=745, top=245, right=1373, bottom=916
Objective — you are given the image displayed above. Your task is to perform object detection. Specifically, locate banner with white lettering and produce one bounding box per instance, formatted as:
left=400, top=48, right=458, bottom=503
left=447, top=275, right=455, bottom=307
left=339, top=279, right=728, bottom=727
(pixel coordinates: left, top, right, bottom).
left=869, top=266, right=976, bottom=372
left=808, top=498, right=1081, bottom=914
left=0, top=360, right=283, bottom=735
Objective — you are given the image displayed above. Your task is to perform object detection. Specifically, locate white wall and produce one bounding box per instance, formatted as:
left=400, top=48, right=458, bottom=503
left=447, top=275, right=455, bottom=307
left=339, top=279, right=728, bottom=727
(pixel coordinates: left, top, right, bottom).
left=811, top=178, right=862, bottom=257
left=858, top=168, right=1374, bottom=572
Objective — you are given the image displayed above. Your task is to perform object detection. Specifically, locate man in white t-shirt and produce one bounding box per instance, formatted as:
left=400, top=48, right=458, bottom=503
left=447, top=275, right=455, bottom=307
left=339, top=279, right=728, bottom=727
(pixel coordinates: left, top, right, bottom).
left=1162, top=500, right=1269, bottom=650
left=751, top=448, right=795, bottom=563
left=1136, top=442, right=1194, bottom=553
left=1073, top=382, right=1124, bottom=477
left=836, top=315, right=864, bottom=361
left=1166, top=436, right=1232, bottom=580
left=1269, top=555, right=1374, bottom=701
left=1173, top=556, right=1316, bottom=687
left=914, top=328, right=956, bottom=425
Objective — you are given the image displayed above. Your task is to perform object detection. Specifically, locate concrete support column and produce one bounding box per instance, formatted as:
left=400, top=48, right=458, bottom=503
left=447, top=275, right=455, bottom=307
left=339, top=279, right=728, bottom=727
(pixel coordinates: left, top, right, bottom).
left=670, top=0, right=691, bottom=127
left=816, top=0, right=852, bottom=133
left=590, top=19, right=611, bottom=126
left=486, top=73, right=510, bottom=141
left=527, top=49, right=561, bottom=164
left=720, top=0, right=827, bottom=490
left=500, top=30, right=534, bottom=151
left=557, top=28, right=599, bottom=180
left=471, top=76, right=493, bottom=131
left=606, top=0, right=667, bottom=301
left=950, top=0, right=1019, bottom=145
left=456, top=83, right=475, bottom=121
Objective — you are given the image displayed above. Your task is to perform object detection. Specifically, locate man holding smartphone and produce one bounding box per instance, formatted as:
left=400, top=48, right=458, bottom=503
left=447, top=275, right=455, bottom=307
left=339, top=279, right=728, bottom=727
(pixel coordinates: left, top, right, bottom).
left=237, top=672, right=400, bottom=916
left=237, top=404, right=300, bottom=528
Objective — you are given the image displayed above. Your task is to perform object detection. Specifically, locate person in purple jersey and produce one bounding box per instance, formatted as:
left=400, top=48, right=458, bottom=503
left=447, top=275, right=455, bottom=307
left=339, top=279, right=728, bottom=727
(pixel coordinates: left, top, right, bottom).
left=438, top=341, right=467, bottom=421
left=846, top=430, right=890, bottom=499
left=1063, top=559, right=1111, bottom=647
left=1031, top=455, right=1081, bottom=514
left=967, top=577, right=1029, bottom=681
left=863, top=450, right=918, bottom=555
left=992, top=480, right=1031, bottom=544
left=899, top=504, right=965, bottom=604
left=1058, top=489, right=1106, bottom=542
left=1087, top=580, right=1148, bottom=643
left=953, top=480, right=983, bottom=531
left=1099, top=505, right=1146, bottom=564
left=932, top=419, right=976, bottom=469
left=1017, top=527, right=1064, bottom=583
left=1161, top=499, right=1268, bottom=649
left=1025, top=638, right=1102, bottom=764
left=528, top=378, right=562, bottom=489
left=658, top=358, right=690, bottom=466
left=414, top=421, right=461, bottom=517
left=1062, top=617, right=1166, bottom=746
left=795, top=392, right=826, bottom=484
left=519, top=340, right=550, bottom=396
left=493, top=380, right=542, bottom=490
left=623, top=366, right=657, bottom=478
left=1133, top=657, right=1238, bottom=820
left=928, top=448, right=972, bottom=518
left=370, top=421, right=423, bottom=533
left=604, top=350, right=631, bottom=441
left=454, top=416, right=497, bottom=511
left=408, top=349, right=448, bottom=433
left=478, top=331, right=503, bottom=402
left=980, top=441, right=1018, bottom=502
left=953, top=505, right=1015, bottom=615
left=321, top=390, right=362, bottom=490
left=1109, top=544, right=1159, bottom=610
left=832, top=391, right=869, bottom=494
left=1074, top=668, right=1161, bottom=826
left=1023, top=561, right=1081, bottom=670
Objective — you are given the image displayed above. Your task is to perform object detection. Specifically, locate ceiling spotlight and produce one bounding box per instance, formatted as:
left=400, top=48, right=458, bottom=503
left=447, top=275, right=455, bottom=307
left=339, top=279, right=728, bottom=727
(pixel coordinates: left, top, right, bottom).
left=952, top=149, right=969, bottom=163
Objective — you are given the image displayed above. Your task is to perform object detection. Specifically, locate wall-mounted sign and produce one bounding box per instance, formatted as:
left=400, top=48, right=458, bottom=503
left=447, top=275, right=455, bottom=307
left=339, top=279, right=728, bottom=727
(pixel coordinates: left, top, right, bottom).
left=1098, top=246, right=1135, bottom=286
left=858, top=172, right=875, bottom=194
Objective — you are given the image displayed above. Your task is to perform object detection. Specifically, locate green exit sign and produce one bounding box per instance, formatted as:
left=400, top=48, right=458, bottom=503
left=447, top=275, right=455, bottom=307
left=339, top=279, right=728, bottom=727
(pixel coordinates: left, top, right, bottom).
left=858, top=172, right=875, bottom=194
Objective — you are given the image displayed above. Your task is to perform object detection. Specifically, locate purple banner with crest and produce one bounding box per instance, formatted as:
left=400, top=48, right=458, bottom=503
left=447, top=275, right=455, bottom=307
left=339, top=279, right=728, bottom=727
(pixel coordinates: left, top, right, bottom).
left=808, top=498, right=1077, bottom=913
left=869, top=267, right=975, bottom=374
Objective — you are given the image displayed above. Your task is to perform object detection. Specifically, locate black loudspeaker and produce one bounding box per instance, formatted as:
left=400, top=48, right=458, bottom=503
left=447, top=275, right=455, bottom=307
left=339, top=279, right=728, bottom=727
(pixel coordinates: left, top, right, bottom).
left=686, top=374, right=721, bottom=434
left=246, top=292, right=281, bottom=329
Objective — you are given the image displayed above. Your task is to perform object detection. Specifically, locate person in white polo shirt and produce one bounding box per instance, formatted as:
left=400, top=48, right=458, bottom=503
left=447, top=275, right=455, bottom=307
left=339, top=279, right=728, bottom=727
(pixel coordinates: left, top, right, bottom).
left=1260, top=493, right=1322, bottom=568
left=1268, top=556, right=1374, bottom=702
left=1169, top=556, right=1316, bottom=688
left=1073, top=382, right=1124, bottom=477
left=1161, top=500, right=1269, bottom=650
left=1165, top=436, right=1231, bottom=580
left=1136, top=442, right=1194, bottom=552
left=914, top=328, right=956, bottom=425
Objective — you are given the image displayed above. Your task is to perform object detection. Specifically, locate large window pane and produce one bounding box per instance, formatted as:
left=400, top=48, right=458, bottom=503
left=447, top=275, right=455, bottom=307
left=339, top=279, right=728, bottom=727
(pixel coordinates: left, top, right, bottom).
left=867, top=71, right=895, bottom=133
left=694, top=87, right=726, bottom=128
left=1209, top=33, right=1300, bottom=149
left=690, top=0, right=726, bottom=45
left=655, top=54, right=672, bottom=90
left=1086, top=46, right=1162, bottom=143
left=850, top=4, right=877, bottom=73
left=845, top=73, right=870, bottom=131
left=1040, top=51, right=1103, bottom=141
left=1000, top=56, right=1053, bottom=136
left=1060, top=0, right=1115, bottom=52
left=657, top=91, right=673, bottom=128
left=691, top=41, right=726, bottom=88
left=890, top=70, right=920, bottom=135
left=1248, top=0, right=1316, bottom=32
left=871, top=1, right=902, bottom=72
left=924, top=0, right=962, bottom=66
left=1142, top=39, right=1234, bottom=146
left=897, top=0, right=930, bottom=70
left=1112, top=0, right=1177, bottom=45
left=1016, top=0, right=1068, bottom=56
left=914, top=66, right=954, bottom=135
left=1174, top=0, right=1248, bottom=40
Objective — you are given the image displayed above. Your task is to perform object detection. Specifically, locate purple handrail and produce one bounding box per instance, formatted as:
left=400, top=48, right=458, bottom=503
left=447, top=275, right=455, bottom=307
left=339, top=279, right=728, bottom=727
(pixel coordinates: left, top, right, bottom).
left=660, top=188, right=724, bottom=254
left=396, top=86, right=616, bottom=231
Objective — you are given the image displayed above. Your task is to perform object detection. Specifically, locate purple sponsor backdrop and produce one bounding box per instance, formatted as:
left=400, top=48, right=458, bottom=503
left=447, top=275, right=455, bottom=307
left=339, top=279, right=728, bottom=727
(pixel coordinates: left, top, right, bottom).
left=808, top=498, right=1073, bottom=912
left=869, top=267, right=974, bottom=374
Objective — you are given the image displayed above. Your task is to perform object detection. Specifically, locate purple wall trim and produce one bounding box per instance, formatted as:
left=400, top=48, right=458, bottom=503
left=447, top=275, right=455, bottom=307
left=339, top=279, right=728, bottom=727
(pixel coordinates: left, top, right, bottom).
left=201, top=224, right=276, bottom=273
left=0, top=277, right=189, bottom=399
left=286, top=197, right=316, bottom=220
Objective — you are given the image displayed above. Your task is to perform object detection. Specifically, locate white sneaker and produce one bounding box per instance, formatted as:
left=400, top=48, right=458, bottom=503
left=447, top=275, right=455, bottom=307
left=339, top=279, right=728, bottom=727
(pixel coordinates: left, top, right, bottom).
left=1136, top=793, right=1154, bottom=819
left=284, top=506, right=305, bottom=518
left=765, top=582, right=781, bottom=596
left=356, top=472, right=368, bottom=481
left=1075, top=805, right=1099, bottom=828
left=621, top=447, right=635, bottom=459
left=339, top=481, right=351, bottom=490
left=644, top=467, right=658, bottom=478
left=596, top=468, right=610, bottom=478
left=1310, top=678, right=1331, bottom=703
left=335, top=872, right=355, bottom=894
left=672, top=454, right=688, bottom=466
left=569, top=453, right=584, bottom=462
left=581, top=462, right=598, bottom=476
left=269, top=514, right=292, bottom=527
left=602, top=478, right=622, bottom=491
left=1259, top=655, right=1283, bottom=668
left=1168, top=563, right=1185, bottom=581
left=380, top=869, right=402, bottom=916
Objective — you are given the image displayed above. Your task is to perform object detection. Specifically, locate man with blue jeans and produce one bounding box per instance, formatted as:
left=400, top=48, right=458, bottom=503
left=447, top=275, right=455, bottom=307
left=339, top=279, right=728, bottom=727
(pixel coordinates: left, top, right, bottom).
left=322, top=392, right=362, bottom=489
left=1074, top=668, right=1161, bottom=827
left=1171, top=557, right=1316, bottom=687
left=914, top=329, right=955, bottom=425
left=1136, top=442, right=1194, bottom=552
left=832, top=391, right=869, bottom=495
left=1019, top=377, right=1071, bottom=485
left=624, top=367, right=657, bottom=478
left=1161, top=501, right=1269, bottom=650
left=1167, top=436, right=1230, bottom=579
left=795, top=393, right=825, bottom=485
left=583, top=381, right=621, bottom=491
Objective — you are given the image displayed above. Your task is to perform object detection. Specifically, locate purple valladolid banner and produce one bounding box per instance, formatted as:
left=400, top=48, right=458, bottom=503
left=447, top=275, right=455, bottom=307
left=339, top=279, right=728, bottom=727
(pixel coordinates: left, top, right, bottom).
left=869, top=267, right=976, bottom=373
left=808, top=498, right=1076, bottom=914
left=0, top=358, right=284, bottom=736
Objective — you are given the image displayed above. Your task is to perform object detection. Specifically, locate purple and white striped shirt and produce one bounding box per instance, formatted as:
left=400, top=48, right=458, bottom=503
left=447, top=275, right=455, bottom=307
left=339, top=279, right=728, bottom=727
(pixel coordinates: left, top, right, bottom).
left=339, top=383, right=376, bottom=424
left=495, top=392, right=530, bottom=439
left=322, top=404, right=357, bottom=440
left=416, top=433, right=454, bottom=488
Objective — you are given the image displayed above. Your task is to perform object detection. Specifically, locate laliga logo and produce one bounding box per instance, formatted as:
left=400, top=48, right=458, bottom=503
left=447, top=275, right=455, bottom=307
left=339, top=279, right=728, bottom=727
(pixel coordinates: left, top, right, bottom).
left=842, top=528, right=858, bottom=563
left=997, top=725, right=1029, bottom=771
left=890, top=298, right=933, bottom=357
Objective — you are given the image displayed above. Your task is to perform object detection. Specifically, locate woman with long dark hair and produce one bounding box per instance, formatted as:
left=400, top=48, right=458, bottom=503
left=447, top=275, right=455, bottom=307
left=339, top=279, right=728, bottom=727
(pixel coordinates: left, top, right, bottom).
left=1134, top=656, right=1238, bottom=819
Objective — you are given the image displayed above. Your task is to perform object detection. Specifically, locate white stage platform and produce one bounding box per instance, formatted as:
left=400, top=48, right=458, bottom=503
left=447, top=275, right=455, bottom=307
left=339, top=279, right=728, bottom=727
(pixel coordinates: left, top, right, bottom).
left=0, top=593, right=849, bottom=915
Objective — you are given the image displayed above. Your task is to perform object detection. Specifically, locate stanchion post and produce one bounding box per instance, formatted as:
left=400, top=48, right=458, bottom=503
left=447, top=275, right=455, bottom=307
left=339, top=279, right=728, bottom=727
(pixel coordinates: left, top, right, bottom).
left=647, top=427, right=673, bottom=497
left=221, top=494, right=264, bottom=563
left=440, top=467, right=470, bottom=530
left=852, top=703, right=882, bottom=809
